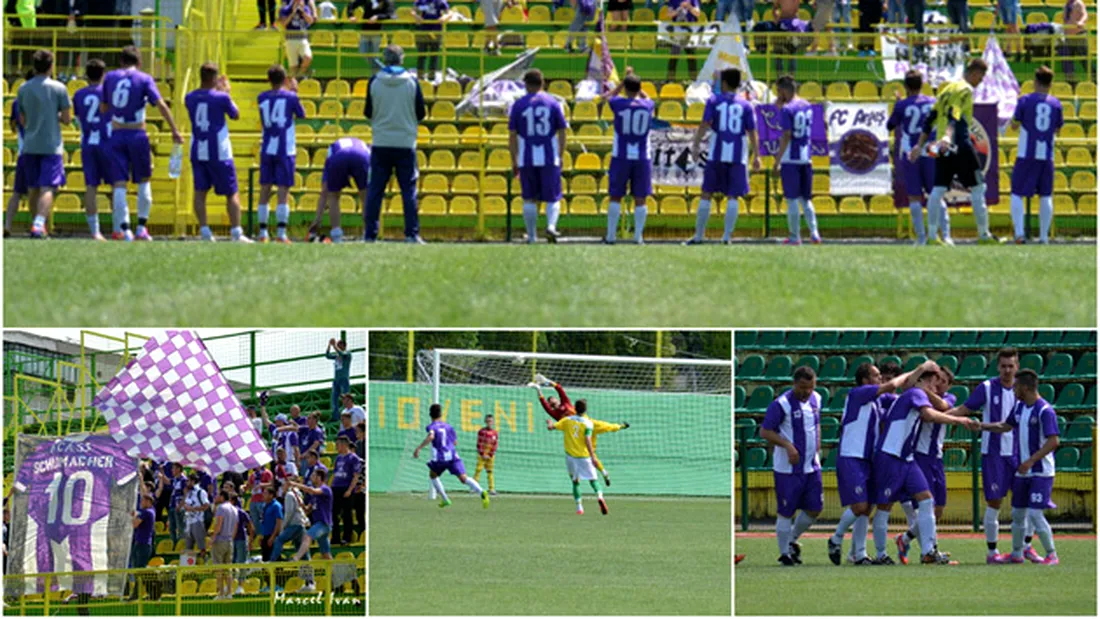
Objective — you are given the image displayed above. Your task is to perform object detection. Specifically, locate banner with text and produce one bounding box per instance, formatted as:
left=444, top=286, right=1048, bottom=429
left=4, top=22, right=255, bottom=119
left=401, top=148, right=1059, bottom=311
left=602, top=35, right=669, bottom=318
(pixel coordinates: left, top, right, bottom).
left=827, top=103, right=892, bottom=195
left=880, top=13, right=967, bottom=88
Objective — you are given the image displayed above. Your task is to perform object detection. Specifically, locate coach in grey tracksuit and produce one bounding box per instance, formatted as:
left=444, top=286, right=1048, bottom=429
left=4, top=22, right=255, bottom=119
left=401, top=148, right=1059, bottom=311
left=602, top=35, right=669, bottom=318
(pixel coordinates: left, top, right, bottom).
left=363, top=45, right=428, bottom=243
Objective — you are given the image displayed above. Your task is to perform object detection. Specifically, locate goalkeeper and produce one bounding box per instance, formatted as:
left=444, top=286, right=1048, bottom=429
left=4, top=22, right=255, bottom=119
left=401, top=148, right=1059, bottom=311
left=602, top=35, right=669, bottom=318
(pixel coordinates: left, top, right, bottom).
left=529, top=375, right=629, bottom=486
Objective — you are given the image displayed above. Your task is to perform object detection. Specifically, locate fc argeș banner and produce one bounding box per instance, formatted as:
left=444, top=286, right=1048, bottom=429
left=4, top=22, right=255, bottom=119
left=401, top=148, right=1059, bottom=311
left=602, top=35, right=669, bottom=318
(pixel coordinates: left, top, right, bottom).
left=827, top=103, right=892, bottom=195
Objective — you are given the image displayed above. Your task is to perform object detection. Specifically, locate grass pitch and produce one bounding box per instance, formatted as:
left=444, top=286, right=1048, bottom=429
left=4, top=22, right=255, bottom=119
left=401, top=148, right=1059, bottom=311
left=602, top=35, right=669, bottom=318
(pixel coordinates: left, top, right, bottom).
left=734, top=533, right=1097, bottom=615
left=4, top=240, right=1095, bottom=327
left=369, top=493, right=731, bottom=615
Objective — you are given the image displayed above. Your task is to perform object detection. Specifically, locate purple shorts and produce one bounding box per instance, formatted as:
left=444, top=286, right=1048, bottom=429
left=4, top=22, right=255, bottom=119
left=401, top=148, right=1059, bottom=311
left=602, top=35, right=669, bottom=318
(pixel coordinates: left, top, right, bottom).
left=109, top=130, right=153, bottom=183
left=192, top=159, right=239, bottom=196
left=780, top=163, right=813, bottom=200
left=701, top=161, right=750, bottom=198
left=608, top=159, right=652, bottom=199
left=774, top=470, right=823, bottom=518
left=12, top=153, right=30, bottom=194
left=1011, top=476, right=1054, bottom=509
left=82, top=145, right=115, bottom=187
left=322, top=151, right=369, bottom=192
left=1011, top=159, right=1054, bottom=197
left=982, top=453, right=1017, bottom=501
left=519, top=165, right=563, bottom=203
left=872, top=453, right=930, bottom=505
left=22, top=154, right=66, bottom=189
left=914, top=453, right=947, bottom=506
left=835, top=456, right=873, bottom=506
left=260, top=155, right=297, bottom=187
left=427, top=458, right=466, bottom=477
left=899, top=156, right=936, bottom=197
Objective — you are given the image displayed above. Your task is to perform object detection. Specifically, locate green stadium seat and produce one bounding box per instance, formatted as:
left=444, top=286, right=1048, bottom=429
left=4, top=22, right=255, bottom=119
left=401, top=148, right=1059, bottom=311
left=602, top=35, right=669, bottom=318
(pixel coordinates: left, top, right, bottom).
left=846, top=355, right=874, bottom=378
left=1044, top=353, right=1074, bottom=378
left=1055, top=383, right=1086, bottom=408
left=1061, top=331, right=1093, bottom=347
left=820, top=355, right=848, bottom=380
left=948, top=385, right=970, bottom=404
left=1073, top=352, right=1096, bottom=377
left=784, top=332, right=812, bottom=348
left=977, top=331, right=1006, bottom=348
left=865, top=331, right=894, bottom=349
left=1064, top=416, right=1094, bottom=440
left=944, top=447, right=967, bottom=469
left=822, top=448, right=838, bottom=469
left=745, top=386, right=775, bottom=412
left=814, top=386, right=831, bottom=404
left=1033, top=331, right=1063, bottom=347
left=957, top=355, right=989, bottom=379
left=878, top=355, right=902, bottom=369
left=1086, top=384, right=1097, bottom=408
left=902, top=355, right=929, bottom=372
left=921, top=331, right=950, bottom=347
left=825, top=387, right=851, bottom=412
left=1081, top=446, right=1093, bottom=471
left=936, top=355, right=959, bottom=374
left=810, top=331, right=839, bottom=348
left=796, top=355, right=821, bottom=374
left=735, top=386, right=746, bottom=409
left=820, top=416, right=840, bottom=441
left=755, top=331, right=785, bottom=349
left=735, top=416, right=756, bottom=441
left=738, top=355, right=766, bottom=380
left=838, top=331, right=867, bottom=349
left=1039, top=383, right=1056, bottom=403
left=1020, top=353, right=1045, bottom=375
left=735, top=331, right=757, bottom=347
left=947, top=331, right=978, bottom=348
left=893, top=332, right=921, bottom=348
left=1004, top=331, right=1034, bottom=346
left=1055, top=447, right=1080, bottom=470
left=1056, top=415, right=1068, bottom=435
left=746, top=447, right=768, bottom=469
left=764, top=355, right=793, bottom=379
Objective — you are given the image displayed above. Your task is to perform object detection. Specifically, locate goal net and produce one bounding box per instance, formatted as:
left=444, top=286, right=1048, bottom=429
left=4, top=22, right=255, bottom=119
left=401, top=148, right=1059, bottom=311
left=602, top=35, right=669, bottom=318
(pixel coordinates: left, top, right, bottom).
left=372, top=349, right=732, bottom=497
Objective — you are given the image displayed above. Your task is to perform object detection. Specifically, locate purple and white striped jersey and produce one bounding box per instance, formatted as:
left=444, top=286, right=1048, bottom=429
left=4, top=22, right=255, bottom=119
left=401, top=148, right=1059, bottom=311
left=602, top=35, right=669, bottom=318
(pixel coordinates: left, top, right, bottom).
left=703, top=92, right=755, bottom=165
left=426, top=420, right=459, bottom=463
left=1014, top=93, right=1063, bottom=161
left=258, top=89, right=307, bottom=158
left=965, top=379, right=1017, bottom=457
left=888, top=94, right=936, bottom=157
left=838, top=384, right=882, bottom=461
left=762, top=390, right=822, bottom=474
left=778, top=97, right=814, bottom=164
left=876, top=387, right=933, bottom=461
left=609, top=96, right=655, bottom=161
left=185, top=88, right=239, bottom=162
left=1006, top=397, right=1059, bottom=478
left=509, top=92, right=568, bottom=168
left=914, top=392, right=957, bottom=458
left=102, top=68, right=161, bottom=126
left=72, top=84, right=110, bottom=147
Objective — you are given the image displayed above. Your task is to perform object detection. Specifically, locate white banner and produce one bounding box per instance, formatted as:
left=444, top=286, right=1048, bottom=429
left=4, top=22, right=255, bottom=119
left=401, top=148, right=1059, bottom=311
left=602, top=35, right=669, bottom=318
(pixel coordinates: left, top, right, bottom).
left=827, top=103, right=892, bottom=195
left=880, top=13, right=967, bottom=88
left=651, top=126, right=703, bottom=187
left=657, top=21, right=724, bottom=48
left=974, top=35, right=1020, bottom=131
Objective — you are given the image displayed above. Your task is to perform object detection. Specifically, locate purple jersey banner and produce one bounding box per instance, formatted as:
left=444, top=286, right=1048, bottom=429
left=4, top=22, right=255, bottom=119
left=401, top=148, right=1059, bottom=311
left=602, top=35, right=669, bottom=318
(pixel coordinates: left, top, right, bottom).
left=755, top=104, right=828, bottom=158
left=827, top=103, right=892, bottom=195
left=92, top=331, right=273, bottom=475
left=8, top=434, right=140, bottom=596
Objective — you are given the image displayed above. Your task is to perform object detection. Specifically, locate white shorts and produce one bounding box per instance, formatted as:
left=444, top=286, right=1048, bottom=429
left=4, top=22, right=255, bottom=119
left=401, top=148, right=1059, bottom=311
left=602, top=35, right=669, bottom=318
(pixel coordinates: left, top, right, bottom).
left=566, top=456, right=597, bottom=481
left=286, top=38, right=313, bottom=67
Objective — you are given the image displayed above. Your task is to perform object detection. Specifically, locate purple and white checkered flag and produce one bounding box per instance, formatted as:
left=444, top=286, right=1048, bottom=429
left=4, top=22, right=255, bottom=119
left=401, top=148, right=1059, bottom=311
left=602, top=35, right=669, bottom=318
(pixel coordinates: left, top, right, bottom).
left=92, top=331, right=272, bottom=475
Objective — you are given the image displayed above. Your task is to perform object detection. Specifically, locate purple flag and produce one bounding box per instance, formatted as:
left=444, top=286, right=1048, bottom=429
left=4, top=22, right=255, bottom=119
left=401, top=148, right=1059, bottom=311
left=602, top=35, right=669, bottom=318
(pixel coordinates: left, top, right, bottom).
left=754, top=103, right=828, bottom=157
left=92, top=331, right=273, bottom=475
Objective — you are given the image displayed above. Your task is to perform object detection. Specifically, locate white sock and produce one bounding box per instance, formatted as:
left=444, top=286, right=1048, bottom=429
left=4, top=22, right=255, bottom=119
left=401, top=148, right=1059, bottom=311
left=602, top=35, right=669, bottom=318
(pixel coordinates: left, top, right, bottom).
left=430, top=477, right=448, bottom=501
left=428, top=482, right=437, bottom=499
left=984, top=506, right=1000, bottom=550
left=1010, top=194, right=1025, bottom=239
left=231, top=226, right=243, bottom=240
left=86, top=214, right=99, bottom=236
left=693, top=199, right=711, bottom=241
left=546, top=201, right=561, bottom=232
left=786, top=199, right=800, bottom=241
left=464, top=477, right=483, bottom=494
left=851, top=514, right=869, bottom=558
left=112, top=187, right=129, bottom=233
left=832, top=507, right=857, bottom=544
left=1028, top=508, right=1055, bottom=555
left=722, top=198, right=739, bottom=241
left=606, top=200, right=621, bottom=242
left=801, top=199, right=819, bottom=238
left=522, top=201, right=538, bottom=242
left=940, top=201, right=952, bottom=239
left=791, top=511, right=816, bottom=541
left=633, top=206, right=647, bottom=242
left=1011, top=507, right=1027, bottom=557
left=970, top=183, right=989, bottom=238
left=927, top=186, right=946, bottom=240
left=1038, top=195, right=1053, bottom=242
left=909, top=200, right=925, bottom=243
left=1024, top=512, right=1035, bottom=545
left=776, top=516, right=793, bottom=556
left=200, top=225, right=213, bottom=240
left=32, top=214, right=46, bottom=228
left=136, top=182, right=152, bottom=230
left=258, top=202, right=270, bottom=236
left=917, top=498, right=936, bottom=556
left=901, top=500, right=918, bottom=532
left=872, top=510, right=890, bottom=557
left=331, top=227, right=344, bottom=243
left=276, top=202, right=290, bottom=225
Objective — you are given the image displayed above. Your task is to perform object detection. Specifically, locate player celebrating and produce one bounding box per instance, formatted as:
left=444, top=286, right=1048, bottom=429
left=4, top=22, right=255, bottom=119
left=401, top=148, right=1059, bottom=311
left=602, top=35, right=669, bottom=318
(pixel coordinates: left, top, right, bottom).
left=531, top=376, right=629, bottom=485
left=980, top=369, right=1061, bottom=565
left=603, top=69, right=655, bottom=245
left=688, top=68, right=761, bottom=246
left=772, top=76, right=820, bottom=245
left=71, top=59, right=111, bottom=240
left=871, top=369, right=979, bottom=565
left=759, top=366, right=822, bottom=566
left=101, top=45, right=184, bottom=240
left=185, top=63, right=251, bottom=242
left=1009, top=66, right=1063, bottom=244
left=474, top=414, right=499, bottom=496
left=309, top=137, right=371, bottom=243
left=257, top=65, right=307, bottom=243
left=827, top=360, right=937, bottom=566
left=412, top=404, right=491, bottom=508
left=887, top=70, right=937, bottom=245
left=509, top=69, right=569, bottom=244
left=911, top=58, right=994, bottom=245
left=546, top=400, right=608, bottom=515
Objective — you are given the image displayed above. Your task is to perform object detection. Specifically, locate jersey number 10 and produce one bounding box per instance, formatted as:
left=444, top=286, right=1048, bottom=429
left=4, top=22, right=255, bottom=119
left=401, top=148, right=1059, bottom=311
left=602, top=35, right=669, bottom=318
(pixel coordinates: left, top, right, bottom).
left=44, top=471, right=94, bottom=526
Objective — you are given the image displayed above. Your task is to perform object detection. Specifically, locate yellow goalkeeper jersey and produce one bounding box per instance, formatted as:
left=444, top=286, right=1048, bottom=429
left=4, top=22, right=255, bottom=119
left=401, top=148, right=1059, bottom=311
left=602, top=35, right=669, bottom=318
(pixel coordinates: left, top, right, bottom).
left=933, top=80, right=974, bottom=148
left=554, top=415, right=594, bottom=458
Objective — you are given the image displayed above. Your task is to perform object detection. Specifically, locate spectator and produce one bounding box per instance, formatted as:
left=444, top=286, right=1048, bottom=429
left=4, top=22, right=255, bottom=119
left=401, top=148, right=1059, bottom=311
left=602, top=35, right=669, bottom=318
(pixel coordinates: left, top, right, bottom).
left=260, top=486, right=283, bottom=561
left=289, top=405, right=309, bottom=443
left=246, top=404, right=264, bottom=436
left=904, top=0, right=926, bottom=61
left=210, top=491, right=238, bottom=600
left=301, top=450, right=321, bottom=484
left=130, top=494, right=156, bottom=569
left=256, top=0, right=277, bottom=29
left=15, top=0, right=34, bottom=27
left=318, top=0, right=338, bottom=19
left=337, top=410, right=359, bottom=443
left=16, top=49, right=71, bottom=238
left=330, top=436, right=364, bottom=545
left=608, top=0, right=631, bottom=31
left=807, top=0, right=837, bottom=55
left=363, top=45, right=427, bottom=243
left=481, top=0, right=505, bottom=54
left=270, top=478, right=311, bottom=560
left=835, top=0, right=852, bottom=52
left=245, top=466, right=273, bottom=539
left=1062, top=0, right=1088, bottom=80
left=717, top=0, right=755, bottom=28
left=355, top=422, right=366, bottom=460
left=665, top=0, right=702, bottom=81
left=564, top=0, right=596, bottom=53
left=197, top=469, right=216, bottom=530
left=349, top=0, right=396, bottom=73
left=857, top=0, right=883, bottom=55
left=886, top=0, right=902, bottom=24
left=275, top=447, right=300, bottom=493
left=288, top=469, right=335, bottom=568
left=164, top=463, right=187, bottom=544
left=341, top=393, right=366, bottom=426
left=414, top=0, right=450, bottom=79
left=299, top=412, right=327, bottom=462
left=181, top=473, right=211, bottom=562
left=232, top=494, right=253, bottom=566
left=326, top=339, right=353, bottom=421
left=998, top=0, right=1020, bottom=57
left=946, top=0, right=968, bottom=35
left=279, top=0, right=317, bottom=78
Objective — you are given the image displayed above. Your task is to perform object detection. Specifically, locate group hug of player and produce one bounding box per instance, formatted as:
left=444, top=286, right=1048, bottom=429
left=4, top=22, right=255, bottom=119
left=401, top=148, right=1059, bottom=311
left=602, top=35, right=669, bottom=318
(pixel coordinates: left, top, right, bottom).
left=752, top=347, right=1061, bottom=567
left=412, top=376, right=629, bottom=514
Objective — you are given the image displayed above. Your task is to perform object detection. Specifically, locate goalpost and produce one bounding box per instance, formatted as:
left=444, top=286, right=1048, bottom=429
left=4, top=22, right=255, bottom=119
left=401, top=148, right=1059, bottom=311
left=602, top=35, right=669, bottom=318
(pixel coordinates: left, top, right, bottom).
left=375, top=349, right=732, bottom=497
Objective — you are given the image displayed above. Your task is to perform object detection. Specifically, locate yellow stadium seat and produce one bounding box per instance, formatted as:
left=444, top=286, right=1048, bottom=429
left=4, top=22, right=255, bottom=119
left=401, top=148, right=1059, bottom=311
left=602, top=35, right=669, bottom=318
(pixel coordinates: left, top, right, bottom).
left=633, top=7, right=655, bottom=21
left=312, top=149, right=328, bottom=167
left=347, top=100, right=366, bottom=119
left=391, top=30, right=416, bottom=48
left=298, top=193, right=319, bottom=213
left=561, top=151, right=573, bottom=170
left=973, top=11, right=995, bottom=28
left=812, top=175, right=830, bottom=194
left=686, top=102, right=705, bottom=122
left=660, top=196, right=688, bottom=214
left=607, top=32, right=630, bottom=50
left=826, top=82, right=852, bottom=100
left=451, top=196, right=478, bottom=213
left=1076, top=81, right=1096, bottom=98
left=659, top=83, right=686, bottom=100
left=881, top=82, right=904, bottom=100
left=54, top=194, right=81, bottom=212
left=483, top=196, right=508, bottom=214
left=431, top=101, right=457, bottom=120
left=633, top=32, right=657, bottom=51
left=147, top=556, right=165, bottom=568
left=301, top=100, right=318, bottom=117
left=154, top=521, right=167, bottom=535
left=428, top=150, right=456, bottom=170
left=312, top=30, right=335, bottom=47
left=1063, top=105, right=1077, bottom=120
left=1080, top=101, right=1096, bottom=120
left=433, top=123, right=460, bottom=145
left=528, top=4, right=551, bottom=21
left=177, top=580, right=199, bottom=596
left=574, top=153, right=601, bottom=170
left=1053, top=171, right=1069, bottom=191
left=337, top=30, right=359, bottom=47
left=420, top=195, right=448, bottom=214
left=799, top=82, right=823, bottom=100
left=814, top=196, right=838, bottom=214
left=869, top=195, right=896, bottom=214
left=298, top=79, right=322, bottom=98
left=284, top=577, right=306, bottom=594
left=554, top=7, right=575, bottom=22
left=325, top=79, right=351, bottom=99
left=418, top=125, right=431, bottom=144
left=658, top=101, right=684, bottom=121
left=1079, top=194, right=1096, bottom=214
left=573, top=101, right=598, bottom=121
left=243, top=578, right=262, bottom=595
left=156, top=539, right=174, bottom=555
left=319, top=101, right=344, bottom=119
left=487, top=149, right=512, bottom=171
left=455, top=151, right=480, bottom=170
left=526, top=31, right=551, bottom=48
left=443, top=31, right=469, bottom=48
left=483, top=175, right=508, bottom=194
left=569, top=196, right=599, bottom=214
left=548, top=81, right=574, bottom=100
left=421, top=173, right=449, bottom=193
left=1061, top=123, right=1085, bottom=139
left=66, top=78, right=87, bottom=96
left=339, top=194, right=356, bottom=212
left=1067, top=147, right=1093, bottom=166
left=452, top=174, right=480, bottom=194
left=853, top=81, right=878, bottom=100
left=305, top=171, right=324, bottom=189
left=838, top=196, right=866, bottom=213
left=1070, top=171, right=1095, bottom=191
left=436, top=81, right=462, bottom=101
left=197, top=579, right=218, bottom=595
left=1051, top=194, right=1077, bottom=214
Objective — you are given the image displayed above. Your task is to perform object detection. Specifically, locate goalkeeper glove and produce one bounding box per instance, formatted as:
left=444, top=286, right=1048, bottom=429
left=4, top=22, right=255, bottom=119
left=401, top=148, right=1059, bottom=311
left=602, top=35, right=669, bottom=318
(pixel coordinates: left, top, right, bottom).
left=258, top=390, right=269, bottom=406
left=620, top=421, right=630, bottom=429
left=534, top=373, right=551, bottom=387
